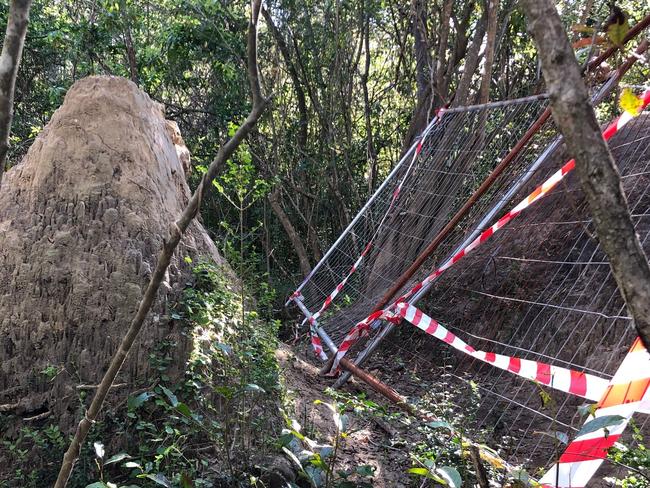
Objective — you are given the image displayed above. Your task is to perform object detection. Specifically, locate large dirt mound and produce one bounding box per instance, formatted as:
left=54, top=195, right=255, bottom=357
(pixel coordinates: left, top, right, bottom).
left=0, top=76, right=229, bottom=430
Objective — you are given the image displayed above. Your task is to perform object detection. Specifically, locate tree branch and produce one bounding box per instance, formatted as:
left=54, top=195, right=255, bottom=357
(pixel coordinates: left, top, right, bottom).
left=521, top=0, right=650, bottom=348
left=0, top=0, right=32, bottom=187
left=53, top=1, right=269, bottom=485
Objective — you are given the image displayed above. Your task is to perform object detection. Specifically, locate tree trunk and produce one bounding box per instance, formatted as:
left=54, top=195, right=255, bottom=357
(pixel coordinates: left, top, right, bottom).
left=361, top=11, right=378, bottom=193
left=521, top=0, right=650, bottom=348
left=262, top=8, right=308, bottom=151
left=435, top=0, right=453, bottom=95
left=478, top=0, right=498, bottom=104
left=401, top=0, right=433, bottom=154
left=268, top=187, right=312, bottom=277
left=453, top=13, right=486, bottom=107
left=0, top=0, right=32, bottom=186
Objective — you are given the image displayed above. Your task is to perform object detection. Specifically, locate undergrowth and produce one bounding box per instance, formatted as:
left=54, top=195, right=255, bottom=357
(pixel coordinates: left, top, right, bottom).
left=1, top=261, right=282, bottom=488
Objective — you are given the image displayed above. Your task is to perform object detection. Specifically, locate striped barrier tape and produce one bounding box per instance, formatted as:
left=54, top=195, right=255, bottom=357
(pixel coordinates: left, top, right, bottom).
left=539, top=337, right=650, bottom=488
left=330, top=89, right=650, bottom=370
left=395, top=302, right=610, bottom=401
left=310, top=327, right=328, bottom=361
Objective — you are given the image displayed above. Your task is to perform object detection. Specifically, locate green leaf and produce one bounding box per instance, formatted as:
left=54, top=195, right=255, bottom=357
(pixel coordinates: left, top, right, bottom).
left=215, top=342, right=232, bottom=355
left=319, top=446, right=334, bottom=458
left=436, top=466, right=462, bottom=488
left=509, top=468, right=531, bottom=483
left=123, top=461, right=142, bottom=469
left=309, top=453, right=328, bottom=471
left=142, top=473, right=173, bottom=488
left=104, top=452, right=131, bottom=465
left=577, top=415, right=625, bottom=437
left=127, top=392, right=152, bottom=410
left=160, top=385, right=178, bottom=407
left=607, top=18, right=629, bottom=47
left=85, top=483, right=109, bottom=488
left=355, top=464, right=375, bottom=477
left=577, top=403, right=597, bottom=417
left=427, top=420, right=454, bottom=431
left=278, top=433, right=295, bottom=447
left=407, top=467, right=431, bottom=477
left=554, top=431, right=569, bottom=445
left=180, top=472, right=193, bottom=488
left=176, top=402, right=193, bottom=418
left=244, top=383, right=266, bottom=394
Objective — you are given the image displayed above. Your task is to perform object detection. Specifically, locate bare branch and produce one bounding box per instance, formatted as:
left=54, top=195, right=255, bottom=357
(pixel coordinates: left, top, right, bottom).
left=53, top=1, right=269, bottom=485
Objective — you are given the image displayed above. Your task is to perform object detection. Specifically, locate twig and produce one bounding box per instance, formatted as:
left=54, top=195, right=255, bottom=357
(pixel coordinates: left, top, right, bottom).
left=76, top=382, right=128, bottom=390
left=469, top=444, right=490, bottom=488
left=0, top=402, right=20, bottom=412
left=23, top=410, right=51, bottom=422
left=53, top=2, right=269, bottom=486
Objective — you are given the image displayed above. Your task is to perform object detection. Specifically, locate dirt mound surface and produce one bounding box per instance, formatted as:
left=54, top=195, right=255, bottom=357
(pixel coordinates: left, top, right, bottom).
left=0, top=76, right=229, bottom=430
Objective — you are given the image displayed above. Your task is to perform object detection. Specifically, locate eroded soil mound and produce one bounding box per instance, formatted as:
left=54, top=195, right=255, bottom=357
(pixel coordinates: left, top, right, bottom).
left=0, top=76, right=228, bottom=430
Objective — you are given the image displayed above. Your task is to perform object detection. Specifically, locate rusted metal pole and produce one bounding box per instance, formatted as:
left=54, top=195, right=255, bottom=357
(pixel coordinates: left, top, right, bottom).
left=338, top=356, right=418, bottom=416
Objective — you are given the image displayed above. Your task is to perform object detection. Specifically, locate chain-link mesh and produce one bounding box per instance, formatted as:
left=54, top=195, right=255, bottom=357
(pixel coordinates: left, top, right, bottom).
left=291, top=96, right=555, bottom=347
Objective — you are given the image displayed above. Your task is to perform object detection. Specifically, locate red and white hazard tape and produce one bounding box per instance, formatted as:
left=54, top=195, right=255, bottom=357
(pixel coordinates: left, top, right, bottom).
left=539, top=337, right=650, bottom=488
left=330, top=90, right=650, bottom=368
left=310, top=327, right=328, bottom=361
left=395, top=302, right=609, bottom=401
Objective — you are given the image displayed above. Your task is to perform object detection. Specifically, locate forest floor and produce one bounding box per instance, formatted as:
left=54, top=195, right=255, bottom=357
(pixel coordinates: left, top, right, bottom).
left=277, top=343, right=416, bottom=487
left=278, top=331, right=640, bottom=488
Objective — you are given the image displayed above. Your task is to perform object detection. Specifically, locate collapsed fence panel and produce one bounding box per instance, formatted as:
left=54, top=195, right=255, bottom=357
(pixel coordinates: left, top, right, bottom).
left=288, top=79, right=650, bottom=483
left=290, top=96, right=556, bottom=349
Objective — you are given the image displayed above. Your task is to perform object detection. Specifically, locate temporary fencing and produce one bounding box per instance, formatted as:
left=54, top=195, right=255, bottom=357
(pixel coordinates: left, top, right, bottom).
left=286, top=37, right=650, bottom=484
left=375, top=95, right=650, bottom=484
left=330, top=90, right=650, bottom=372
left=289, top=95, right=554, bottom=348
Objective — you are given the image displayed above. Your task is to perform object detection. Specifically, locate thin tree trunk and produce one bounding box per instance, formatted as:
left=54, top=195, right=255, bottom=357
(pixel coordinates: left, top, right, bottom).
left=361, top=11, right=378, bottom=193
left=521, top=0, right=650, bottom=348
left=435, top=0, right=452, bottom=95
left=53, top=1, right=269, bottom=485
left=453, top=13, right=486, bottom=107
left=0, top=0, right=32, bottom=187
left=268, top=187, right=312, bottom=277
left=123, top=26, right=138, bottom=84
left=401, top=0, right=433, bottom=154
left=262, top=8, right=308, bottom=150
left=478, top=0, right=498, bottom=104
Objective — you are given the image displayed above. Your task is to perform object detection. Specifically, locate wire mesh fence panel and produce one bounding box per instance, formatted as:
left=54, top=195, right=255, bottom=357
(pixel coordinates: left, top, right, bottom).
left=290, top=96, right=553, bottom=346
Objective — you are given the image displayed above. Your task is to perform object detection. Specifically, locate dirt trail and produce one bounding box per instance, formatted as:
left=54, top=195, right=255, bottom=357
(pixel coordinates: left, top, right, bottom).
left=277, top=343, right=416, bottom=487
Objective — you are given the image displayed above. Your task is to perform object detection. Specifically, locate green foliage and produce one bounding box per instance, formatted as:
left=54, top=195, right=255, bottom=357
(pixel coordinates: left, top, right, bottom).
left=277, top=401, right=376, bottom=488
left=606, top=422, right=650, bottom=488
